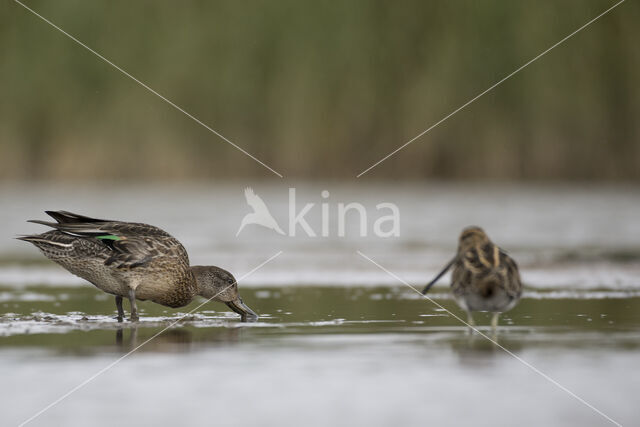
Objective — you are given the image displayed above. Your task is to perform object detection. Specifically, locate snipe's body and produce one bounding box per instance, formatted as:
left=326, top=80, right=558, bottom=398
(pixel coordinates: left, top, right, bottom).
left=423, top=226, right=522, bottom=328
left=19, top=211, right=257, bottom=322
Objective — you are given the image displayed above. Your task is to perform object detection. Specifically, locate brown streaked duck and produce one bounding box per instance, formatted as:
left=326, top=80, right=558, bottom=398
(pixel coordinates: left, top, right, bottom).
left=422, top=226, right=522, bottom=329
left=18, top=211, right=258, bottom=322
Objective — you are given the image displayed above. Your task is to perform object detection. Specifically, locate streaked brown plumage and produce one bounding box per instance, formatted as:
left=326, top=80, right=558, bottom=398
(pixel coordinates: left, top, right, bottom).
left=422, top=226, right=522, bottom=329
left=18, top=211, right=258, bottom=322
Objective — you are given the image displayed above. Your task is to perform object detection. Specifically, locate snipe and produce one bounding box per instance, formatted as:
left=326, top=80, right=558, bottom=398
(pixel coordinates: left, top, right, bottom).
left=422, top=226, right=522, bottom=329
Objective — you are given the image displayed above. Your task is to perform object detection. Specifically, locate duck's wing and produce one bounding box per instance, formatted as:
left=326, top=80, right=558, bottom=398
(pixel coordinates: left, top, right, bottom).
left=28, top=217, right=172, bottom=238
left=28, top=216, right=187, bottom=270
left=105, top=236, right=182, bottom=269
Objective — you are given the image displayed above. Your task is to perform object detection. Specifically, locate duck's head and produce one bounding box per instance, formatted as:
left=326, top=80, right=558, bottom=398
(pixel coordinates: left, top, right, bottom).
left=191, top=265, right=258, bottom=322
left=458, top=226, right=490, bottom=253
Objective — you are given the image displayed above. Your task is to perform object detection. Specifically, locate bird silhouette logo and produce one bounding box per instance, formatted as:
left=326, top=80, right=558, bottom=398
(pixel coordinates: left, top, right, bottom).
left=236, top=187, right=285, bottom=236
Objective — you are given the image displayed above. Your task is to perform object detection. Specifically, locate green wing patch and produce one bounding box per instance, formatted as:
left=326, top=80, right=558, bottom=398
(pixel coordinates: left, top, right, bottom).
left=96, top=235, right=122, bottom=241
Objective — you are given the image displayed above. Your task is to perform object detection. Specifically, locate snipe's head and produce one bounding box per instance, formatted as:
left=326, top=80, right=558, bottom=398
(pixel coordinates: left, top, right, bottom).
left=191, top=265, right=258, bottom=322
left=458, top=226, right=490, bottom=253
left=422, top=226, right=491, bottom=295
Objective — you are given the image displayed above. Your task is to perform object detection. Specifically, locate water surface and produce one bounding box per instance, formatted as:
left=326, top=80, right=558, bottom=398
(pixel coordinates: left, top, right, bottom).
left=1, top=182, right=639, bottom=426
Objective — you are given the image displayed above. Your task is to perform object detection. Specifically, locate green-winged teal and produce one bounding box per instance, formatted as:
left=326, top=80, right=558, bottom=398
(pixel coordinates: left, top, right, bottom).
left=422, top=226, right=522, bottom=329
left=18, top=211, right=258, bottom=322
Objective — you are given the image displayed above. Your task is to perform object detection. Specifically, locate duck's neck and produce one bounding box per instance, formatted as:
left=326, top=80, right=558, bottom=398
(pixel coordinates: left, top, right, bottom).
left=190, top=266, right=212, bottom=299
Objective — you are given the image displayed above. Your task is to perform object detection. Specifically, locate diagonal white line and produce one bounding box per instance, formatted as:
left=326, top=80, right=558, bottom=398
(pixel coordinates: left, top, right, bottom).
left=357, top=0, right=626, bottom=178
left=13, top=0, right=283, bottom=178
left=18, top=251, right=283, bottom=427
left=356, top=250, right=622, bottom=427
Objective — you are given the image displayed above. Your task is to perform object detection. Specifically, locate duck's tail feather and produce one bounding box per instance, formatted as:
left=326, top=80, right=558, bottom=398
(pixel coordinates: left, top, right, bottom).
left=16, top=235, right=42, bottom=243
left=16, top=234, right=74, bottom=249
left=45, top=210, right=108, bottom=224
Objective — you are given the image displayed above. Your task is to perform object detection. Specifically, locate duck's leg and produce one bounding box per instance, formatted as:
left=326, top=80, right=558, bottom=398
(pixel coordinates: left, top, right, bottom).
left=128, top=288, right=139, bottom=322
left=490, top=312, right=500, bottom=331
left=115, top=296, right=124, bottom=322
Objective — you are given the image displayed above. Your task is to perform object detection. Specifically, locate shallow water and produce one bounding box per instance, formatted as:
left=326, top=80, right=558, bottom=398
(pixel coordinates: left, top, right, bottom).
left=2, top=283, right=640, bottom=427
left=1, top=285, right=640, bottom=426
left=1, top=182, right=639, bottom=426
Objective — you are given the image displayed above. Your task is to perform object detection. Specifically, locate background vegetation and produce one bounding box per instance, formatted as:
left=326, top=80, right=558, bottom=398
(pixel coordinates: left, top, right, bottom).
left=1, top=0, right=638, bottom=180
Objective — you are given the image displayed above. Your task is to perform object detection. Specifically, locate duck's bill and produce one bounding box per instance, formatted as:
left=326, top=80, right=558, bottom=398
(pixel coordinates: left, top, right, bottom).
left=226, top=298, right=259, bottom=322
left=422, top=256, right=456, bottom=294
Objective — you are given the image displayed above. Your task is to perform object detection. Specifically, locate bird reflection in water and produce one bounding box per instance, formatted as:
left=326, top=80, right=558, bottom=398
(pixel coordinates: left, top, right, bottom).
left=114, top=324, right=245, bottom=352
